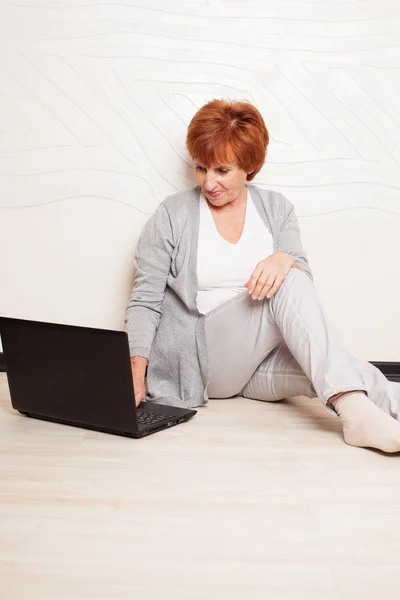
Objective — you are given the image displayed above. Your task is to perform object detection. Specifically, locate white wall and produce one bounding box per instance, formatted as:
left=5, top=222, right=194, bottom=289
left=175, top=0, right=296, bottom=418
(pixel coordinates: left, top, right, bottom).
left=1, top=1, right=399, bottom=360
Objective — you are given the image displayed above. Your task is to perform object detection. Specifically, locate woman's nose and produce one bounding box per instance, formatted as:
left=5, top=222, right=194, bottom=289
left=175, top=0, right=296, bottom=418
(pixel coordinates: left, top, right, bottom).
left=204, top=173, right=216, bottom=190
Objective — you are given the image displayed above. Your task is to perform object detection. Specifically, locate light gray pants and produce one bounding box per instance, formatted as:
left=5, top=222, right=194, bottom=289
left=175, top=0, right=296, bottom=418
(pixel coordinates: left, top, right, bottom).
left=204, top=268, right=400, bottom=419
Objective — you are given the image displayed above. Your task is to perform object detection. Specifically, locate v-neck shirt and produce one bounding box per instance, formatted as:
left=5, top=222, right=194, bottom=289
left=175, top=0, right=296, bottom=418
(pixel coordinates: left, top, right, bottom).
left=196, top=187, right=274, bottom=314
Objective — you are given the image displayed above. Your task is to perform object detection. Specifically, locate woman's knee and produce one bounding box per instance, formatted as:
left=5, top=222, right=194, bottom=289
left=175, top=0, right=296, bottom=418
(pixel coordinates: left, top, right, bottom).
left=287, top=267, right=309, bottom=284
left=275, top=267, right=310, bottom=298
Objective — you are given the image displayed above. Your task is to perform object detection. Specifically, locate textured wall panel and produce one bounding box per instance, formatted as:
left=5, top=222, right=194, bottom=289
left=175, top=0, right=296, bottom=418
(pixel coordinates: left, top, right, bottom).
left=0, top=1, right=399, bottom=359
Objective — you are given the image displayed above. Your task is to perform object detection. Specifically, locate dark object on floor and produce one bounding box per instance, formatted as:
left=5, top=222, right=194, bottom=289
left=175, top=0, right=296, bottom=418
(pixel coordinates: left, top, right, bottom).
left=0, top=316, right=196, bottom=438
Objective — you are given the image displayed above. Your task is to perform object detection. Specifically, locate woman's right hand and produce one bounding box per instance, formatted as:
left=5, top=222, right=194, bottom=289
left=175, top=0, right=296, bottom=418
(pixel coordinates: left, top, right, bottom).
left=133, top=381, right=146, bottom=407
left=130, top=356, right=148, bottom=407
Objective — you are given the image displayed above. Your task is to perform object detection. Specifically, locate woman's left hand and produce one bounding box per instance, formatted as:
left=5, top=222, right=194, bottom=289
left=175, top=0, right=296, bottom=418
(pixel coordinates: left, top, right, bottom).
left=244, top=252, right=295, bottom=300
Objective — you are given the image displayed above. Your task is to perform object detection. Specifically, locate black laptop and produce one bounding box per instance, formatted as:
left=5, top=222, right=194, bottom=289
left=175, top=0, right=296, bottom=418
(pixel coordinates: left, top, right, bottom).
left=0, top=316, right=197, bottom=438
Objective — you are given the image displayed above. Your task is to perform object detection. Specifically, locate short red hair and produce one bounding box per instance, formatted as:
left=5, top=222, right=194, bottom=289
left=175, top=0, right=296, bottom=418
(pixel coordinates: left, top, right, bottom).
left=186, top=99, right=269, bottom=181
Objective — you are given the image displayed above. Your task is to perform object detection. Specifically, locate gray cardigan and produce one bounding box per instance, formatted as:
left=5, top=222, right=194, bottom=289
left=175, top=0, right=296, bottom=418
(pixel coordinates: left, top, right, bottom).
left=125, top=184, right=313, bottom=408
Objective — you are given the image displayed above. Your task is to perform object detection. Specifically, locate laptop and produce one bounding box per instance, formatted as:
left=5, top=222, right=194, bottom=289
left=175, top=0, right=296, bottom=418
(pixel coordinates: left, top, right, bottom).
left=0, top=316, right=197, bottom=438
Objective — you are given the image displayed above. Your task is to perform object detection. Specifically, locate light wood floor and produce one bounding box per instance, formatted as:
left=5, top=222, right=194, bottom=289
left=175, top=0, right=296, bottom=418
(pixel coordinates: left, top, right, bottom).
left=1, top=373, right=400, bottom=599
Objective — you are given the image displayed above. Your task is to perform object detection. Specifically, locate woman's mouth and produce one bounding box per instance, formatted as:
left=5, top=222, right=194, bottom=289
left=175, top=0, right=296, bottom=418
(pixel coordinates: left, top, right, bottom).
left=208, top=190, right=223, bottom=199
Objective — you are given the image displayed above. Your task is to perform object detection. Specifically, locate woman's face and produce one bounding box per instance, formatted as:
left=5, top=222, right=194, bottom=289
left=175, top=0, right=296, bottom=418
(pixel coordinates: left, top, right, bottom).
left=193, top=158, right=249, bottom=207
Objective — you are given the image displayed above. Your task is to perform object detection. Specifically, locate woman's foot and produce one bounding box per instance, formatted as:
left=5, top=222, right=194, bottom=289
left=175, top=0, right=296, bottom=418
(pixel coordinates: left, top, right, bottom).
left=330, top=392, right=400, bottom=453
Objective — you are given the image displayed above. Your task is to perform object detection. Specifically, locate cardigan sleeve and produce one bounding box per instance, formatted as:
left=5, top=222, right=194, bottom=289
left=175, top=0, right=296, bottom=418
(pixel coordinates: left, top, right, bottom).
left=277, top=195, right=313, bottom=281
left=125, top=203, right=174, bottom=358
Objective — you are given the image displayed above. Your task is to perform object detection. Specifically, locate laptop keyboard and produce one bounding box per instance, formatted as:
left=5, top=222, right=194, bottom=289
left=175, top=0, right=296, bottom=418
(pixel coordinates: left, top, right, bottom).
left=136, top=410, right=176, bottom=426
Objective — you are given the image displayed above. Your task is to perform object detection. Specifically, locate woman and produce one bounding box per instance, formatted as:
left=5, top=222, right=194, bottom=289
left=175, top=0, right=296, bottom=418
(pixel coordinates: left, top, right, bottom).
left=126, top=99, right=400, bottom=453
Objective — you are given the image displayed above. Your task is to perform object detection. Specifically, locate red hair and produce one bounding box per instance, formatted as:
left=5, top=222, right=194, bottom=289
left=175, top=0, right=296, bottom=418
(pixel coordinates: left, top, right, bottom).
left=186, top=99, right=269, bottom=181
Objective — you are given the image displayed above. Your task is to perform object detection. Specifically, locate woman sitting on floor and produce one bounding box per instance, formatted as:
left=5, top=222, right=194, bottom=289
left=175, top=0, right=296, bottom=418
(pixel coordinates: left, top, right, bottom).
left=126, top=99, right=400, bottom=453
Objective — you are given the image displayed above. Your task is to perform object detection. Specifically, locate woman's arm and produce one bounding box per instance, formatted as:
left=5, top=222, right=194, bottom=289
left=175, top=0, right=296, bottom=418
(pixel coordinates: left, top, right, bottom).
left=125, top=203, right=174, bottom=360
left=277, top=198, right=313, bottom=281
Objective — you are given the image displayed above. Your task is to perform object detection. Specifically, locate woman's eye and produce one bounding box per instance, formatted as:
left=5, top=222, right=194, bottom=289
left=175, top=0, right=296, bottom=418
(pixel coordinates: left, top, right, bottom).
left=195, top=165, right=228, bottom=174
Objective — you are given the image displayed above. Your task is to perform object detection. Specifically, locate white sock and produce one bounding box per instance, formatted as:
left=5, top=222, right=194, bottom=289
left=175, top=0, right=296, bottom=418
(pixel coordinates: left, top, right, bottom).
left=330, top=392, right=400, bottom=453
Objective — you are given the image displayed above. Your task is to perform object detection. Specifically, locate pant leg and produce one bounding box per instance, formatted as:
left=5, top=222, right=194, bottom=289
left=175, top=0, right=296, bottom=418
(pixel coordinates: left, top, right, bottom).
left=240, top=341, right=317, bottom=402
left=266, top=268, right=400, bottom=418
left=205, top=268, right=400, bottom=418
left=204, top=289, right=284, bottom=399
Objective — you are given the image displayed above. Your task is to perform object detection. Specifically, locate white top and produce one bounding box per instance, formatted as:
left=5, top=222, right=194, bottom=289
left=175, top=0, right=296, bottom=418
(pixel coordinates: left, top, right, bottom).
left=196, top=187, right=274, bottom=314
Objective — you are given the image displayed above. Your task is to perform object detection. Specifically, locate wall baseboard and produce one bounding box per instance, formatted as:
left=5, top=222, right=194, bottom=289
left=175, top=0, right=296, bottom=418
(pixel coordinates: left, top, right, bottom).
left=0, top=353, right=399, bottom=381
left=372, top=362, right=400, bottom=382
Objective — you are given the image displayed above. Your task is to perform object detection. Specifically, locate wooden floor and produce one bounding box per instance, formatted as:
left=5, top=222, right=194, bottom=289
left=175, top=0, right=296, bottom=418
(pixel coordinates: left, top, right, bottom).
left=1, top=373, right=400, bottom=599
